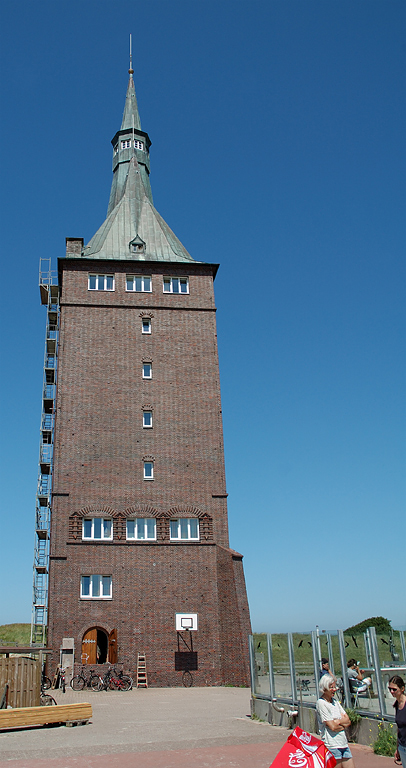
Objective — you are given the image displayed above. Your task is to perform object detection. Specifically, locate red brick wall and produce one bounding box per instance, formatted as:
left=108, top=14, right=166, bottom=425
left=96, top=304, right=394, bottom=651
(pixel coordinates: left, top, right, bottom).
left=47, top=258, right=251, bottom=685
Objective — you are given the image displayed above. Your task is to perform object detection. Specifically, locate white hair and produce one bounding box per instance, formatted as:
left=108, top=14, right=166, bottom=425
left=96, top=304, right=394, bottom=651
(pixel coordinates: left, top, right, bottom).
left=319, top=674, right=335, bottom=696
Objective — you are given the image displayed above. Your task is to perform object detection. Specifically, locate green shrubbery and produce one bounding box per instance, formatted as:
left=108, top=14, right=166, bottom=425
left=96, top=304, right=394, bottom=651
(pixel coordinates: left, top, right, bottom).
left=373, top=722, right=397, bottom=756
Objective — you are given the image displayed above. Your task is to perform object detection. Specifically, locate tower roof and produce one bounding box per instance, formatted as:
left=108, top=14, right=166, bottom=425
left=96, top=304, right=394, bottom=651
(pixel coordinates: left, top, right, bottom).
left=77, top=71, right=195, bottom=263
left=120, top=73, right=141, bottom=132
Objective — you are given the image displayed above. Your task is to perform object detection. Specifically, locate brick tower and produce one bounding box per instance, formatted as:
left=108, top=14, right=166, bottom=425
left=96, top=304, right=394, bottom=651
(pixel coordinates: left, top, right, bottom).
left=44, top=64, right=251, bottom=686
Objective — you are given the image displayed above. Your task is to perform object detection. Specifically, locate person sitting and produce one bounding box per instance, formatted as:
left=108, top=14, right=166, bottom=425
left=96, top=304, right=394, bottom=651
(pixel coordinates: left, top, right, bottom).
left=320, top=658, right=332, bottom=678
left=346, top=659, right=372, bottom=693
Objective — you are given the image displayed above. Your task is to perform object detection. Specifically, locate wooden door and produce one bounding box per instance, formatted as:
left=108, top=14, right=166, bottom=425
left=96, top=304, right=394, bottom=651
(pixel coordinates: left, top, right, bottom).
left=82, top=627, right=97, bottom=664
left=108, top=629, right=118, bottom=664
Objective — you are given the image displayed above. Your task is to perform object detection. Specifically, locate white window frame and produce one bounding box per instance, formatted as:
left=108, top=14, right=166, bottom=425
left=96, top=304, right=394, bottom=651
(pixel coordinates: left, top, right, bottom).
left=163, top=277, right=189, bottom=294
left=143, top=411, right=153, bottom=428
left=143, top=461, right=154, bottom=480
left=142, top=317, right=151, bottom=334
left=126, top=275, right=152, bottom=293
left=88, top=274, right=115, bottom=291
left=170, top=518, right=200, bottom=541
left=82, top=518, right=113, bottom=541
left=121, top=139, right=131, bottom=149
left=134, top=140, right=144, bottom=150
left=142, top=363, right=152, bottom=379
left=126, top=518, right=156, bottom=541
left=80, top=575, right=112, bottom=599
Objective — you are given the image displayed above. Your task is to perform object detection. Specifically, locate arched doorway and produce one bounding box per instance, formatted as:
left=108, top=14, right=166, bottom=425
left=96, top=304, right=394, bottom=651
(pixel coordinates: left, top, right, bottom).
left=81, top=627, right=117, bottom=664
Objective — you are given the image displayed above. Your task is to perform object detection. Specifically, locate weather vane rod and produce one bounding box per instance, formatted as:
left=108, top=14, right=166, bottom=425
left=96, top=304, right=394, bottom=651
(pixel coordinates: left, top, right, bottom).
left=129, top=33, right=134, bottom=75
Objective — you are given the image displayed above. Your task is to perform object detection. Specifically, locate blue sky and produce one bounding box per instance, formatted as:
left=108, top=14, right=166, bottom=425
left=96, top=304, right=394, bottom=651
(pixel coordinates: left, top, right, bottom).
left=0, top=0, right=404, bottom=633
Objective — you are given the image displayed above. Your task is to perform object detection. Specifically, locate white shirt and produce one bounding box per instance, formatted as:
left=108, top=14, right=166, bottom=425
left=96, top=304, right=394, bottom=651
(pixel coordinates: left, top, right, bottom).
left=316, top=696, right=348, bottom=749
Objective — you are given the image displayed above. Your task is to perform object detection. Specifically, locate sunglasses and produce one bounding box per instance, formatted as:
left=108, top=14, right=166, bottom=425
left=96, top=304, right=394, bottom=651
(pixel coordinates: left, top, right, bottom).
left=388, top=687, right=398, bottom=692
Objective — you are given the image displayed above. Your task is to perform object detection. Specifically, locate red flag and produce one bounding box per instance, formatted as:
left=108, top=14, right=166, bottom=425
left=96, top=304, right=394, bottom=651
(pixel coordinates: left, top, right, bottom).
left=270, top=727, right=336, bottom=767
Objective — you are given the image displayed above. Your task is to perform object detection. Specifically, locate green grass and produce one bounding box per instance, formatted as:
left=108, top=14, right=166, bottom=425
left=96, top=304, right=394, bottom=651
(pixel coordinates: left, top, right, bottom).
left=0, top=624, right=31, bottom=645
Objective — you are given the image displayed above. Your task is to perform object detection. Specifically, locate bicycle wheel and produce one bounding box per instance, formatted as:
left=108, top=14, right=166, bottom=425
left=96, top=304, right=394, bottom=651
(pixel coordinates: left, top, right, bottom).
left=70, top=675, right=85, bottom=691
left=40, top=694, right=57, bottom=706
left=42, top=676, right=52, bottom=690
left=91, top=675, right=103, bottom=691
left=89, top=674, right=101, bottom=690
left=119, top=676, right=132, bottom=691
left=182, top=671, right=193, bottom=687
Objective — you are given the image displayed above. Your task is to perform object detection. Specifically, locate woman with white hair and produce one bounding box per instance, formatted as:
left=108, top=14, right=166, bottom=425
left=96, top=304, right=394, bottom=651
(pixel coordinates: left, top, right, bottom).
left=316, top=674, right=355, bottom=767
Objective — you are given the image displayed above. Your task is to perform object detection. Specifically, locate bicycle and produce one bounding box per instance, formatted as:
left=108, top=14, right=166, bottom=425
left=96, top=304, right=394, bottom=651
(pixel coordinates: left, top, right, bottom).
left=40, top=692, right=57, bottom=706
left=91, top=666, right=132, bottom=691
left=41, top=669, right=52, bottom=690
left=70, top=666, right=101, bottom=691
left=58, top=667, right=66, bottom=693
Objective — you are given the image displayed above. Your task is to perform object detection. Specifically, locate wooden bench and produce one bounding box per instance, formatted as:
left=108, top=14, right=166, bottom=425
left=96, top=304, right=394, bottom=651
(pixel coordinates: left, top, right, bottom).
left=0, top=702, right=92, bottom=730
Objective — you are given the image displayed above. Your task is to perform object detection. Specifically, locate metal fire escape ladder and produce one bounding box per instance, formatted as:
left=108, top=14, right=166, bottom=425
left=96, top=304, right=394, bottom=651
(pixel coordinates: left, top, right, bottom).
left=30, top=259, right=60, bottom=647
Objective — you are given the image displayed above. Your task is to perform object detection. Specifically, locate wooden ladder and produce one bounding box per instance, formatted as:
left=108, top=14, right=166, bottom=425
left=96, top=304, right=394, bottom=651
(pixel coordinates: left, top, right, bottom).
left=136, top=653, right=148, bottom=688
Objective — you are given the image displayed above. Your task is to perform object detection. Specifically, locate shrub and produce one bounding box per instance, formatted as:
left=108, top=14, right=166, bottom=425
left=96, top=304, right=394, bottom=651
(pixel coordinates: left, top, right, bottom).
left=373, top=722, right=397, bottom=756
left=345, top=708, right=361, bottom=725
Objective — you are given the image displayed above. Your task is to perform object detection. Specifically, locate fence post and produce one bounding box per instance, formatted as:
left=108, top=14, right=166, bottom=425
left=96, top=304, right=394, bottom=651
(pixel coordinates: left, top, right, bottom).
left=368, top=626, right=386, bottom=717
left=311, top=631, right=320, bottom=691
left=337, top=630, right=351, bottom=708
left=287, top=632, right=297, bottom=704
left=327, top=633, right=334, bottom=676
left=267, top=633, right=275, bottom=701
left=400, top=631, right=406, bottom=664
left=248, top=635, right=256, bottom=694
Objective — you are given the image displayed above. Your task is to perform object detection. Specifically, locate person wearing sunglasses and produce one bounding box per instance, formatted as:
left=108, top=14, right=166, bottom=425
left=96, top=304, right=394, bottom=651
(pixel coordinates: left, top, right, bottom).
left=388, top=675, right=406, bottom=767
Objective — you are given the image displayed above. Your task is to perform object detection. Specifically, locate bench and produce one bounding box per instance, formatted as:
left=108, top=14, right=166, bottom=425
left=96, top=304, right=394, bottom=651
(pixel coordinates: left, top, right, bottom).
left=0, top=702, right=92, bottom=730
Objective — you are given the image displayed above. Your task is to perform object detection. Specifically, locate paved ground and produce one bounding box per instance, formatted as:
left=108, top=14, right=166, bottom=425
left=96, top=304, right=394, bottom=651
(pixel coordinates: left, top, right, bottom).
left=0, top=687, right=394, bottom=767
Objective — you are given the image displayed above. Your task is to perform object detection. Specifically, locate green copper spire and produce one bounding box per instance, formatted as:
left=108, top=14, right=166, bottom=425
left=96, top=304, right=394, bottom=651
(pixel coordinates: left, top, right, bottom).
left=80, top=61, right=195, bottom=263
left=120, top=66, right=141, bottom=132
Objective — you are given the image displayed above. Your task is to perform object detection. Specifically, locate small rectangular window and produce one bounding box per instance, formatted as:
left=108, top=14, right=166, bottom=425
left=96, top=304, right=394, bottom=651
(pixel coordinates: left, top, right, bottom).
left=81, top=575, right=112, bottom=599
left=88, top=274, right=114, bottom=291
left=126, top=518, right=156, bottom=540
left=143, top=363, right=152, bottom=379
left=121, top=140, right=131, bottom=149
left=144, top=461, right=154, bottom=479
left=134, top=140, right=144, bottom=150
left=126, top=275, right=152, bottom=292
left=143, top=411, right=153, bottom=428
left=142, top=318, right=151, bottom=334
left=170, top=518, right=199, bottom=540
left=163, top=277, right=189, bottom=294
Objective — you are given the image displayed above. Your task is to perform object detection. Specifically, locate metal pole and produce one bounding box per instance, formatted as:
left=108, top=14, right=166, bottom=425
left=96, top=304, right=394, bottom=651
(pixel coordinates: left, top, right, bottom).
left=287, top=632, right=297, bottom=704
left=400, top=631, right=406, bottom=664
left=368, top=626, right=386, bottom=717
left=267, top=633, right=275, bottom=701
left=248, top=635, right=256, bottom=694
left=338, top=630, right=351, bottom=708
left=315, top=625, right=322, bottom=668
left=364, top=630, right=373, bottom=669
left=311, top=631, right=320, bottom=693
left=327, top=633, right=334, bottom=675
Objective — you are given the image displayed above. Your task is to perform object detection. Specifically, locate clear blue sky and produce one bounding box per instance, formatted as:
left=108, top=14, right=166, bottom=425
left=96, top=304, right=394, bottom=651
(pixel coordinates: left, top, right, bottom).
left=0, top=0, right=404, bottom=633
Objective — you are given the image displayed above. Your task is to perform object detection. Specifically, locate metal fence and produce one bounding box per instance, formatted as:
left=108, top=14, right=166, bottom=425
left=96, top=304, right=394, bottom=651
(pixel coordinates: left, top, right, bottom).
left=249, top=627, right=406, bottom=721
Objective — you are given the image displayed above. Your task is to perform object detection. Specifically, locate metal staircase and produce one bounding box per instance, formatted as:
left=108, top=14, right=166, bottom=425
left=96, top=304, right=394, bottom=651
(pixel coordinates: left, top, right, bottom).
left=30, top=259, right=60, bottom=646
